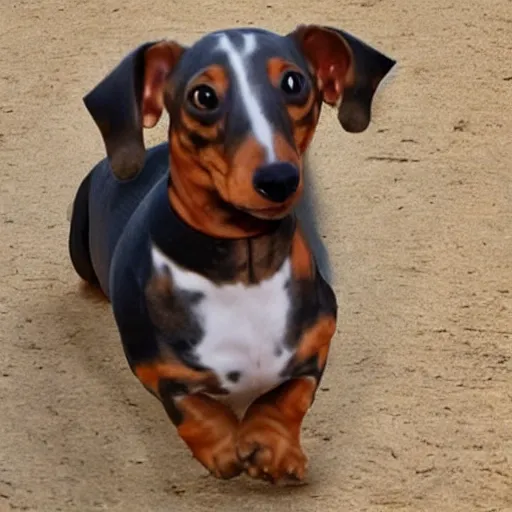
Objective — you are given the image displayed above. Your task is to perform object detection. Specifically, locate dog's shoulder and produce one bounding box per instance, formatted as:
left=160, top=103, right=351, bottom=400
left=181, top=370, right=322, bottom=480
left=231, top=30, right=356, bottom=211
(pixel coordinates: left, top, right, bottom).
left=293, top=156, right=333, bottom=284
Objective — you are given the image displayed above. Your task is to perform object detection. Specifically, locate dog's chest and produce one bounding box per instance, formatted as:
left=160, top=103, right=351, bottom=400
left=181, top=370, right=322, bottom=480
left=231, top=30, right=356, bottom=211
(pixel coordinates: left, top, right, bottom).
left=151, top=248, right=293, bottom=409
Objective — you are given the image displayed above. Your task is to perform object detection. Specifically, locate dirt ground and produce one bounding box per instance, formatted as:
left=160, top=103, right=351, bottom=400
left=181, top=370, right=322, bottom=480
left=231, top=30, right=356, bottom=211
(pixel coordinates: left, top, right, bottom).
left=1, top=0, right=511, bottom=510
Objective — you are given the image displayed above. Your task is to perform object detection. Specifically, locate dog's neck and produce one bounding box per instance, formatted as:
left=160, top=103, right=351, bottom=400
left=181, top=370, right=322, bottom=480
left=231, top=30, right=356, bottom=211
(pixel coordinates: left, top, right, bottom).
left=168, top=179, right=269, bottom=240
left=152, top=200, right=296, bottom=284
left=163, top=134, right=297, bottom=283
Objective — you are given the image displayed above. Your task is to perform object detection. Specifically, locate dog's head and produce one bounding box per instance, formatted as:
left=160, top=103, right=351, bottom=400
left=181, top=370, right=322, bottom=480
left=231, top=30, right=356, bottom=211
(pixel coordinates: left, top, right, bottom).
left=84, top=26, right=395, bottom=221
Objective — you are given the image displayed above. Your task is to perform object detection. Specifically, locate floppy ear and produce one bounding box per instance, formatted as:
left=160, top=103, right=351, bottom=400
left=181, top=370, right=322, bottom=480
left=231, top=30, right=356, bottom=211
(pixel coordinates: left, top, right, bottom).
left=291, top=25, right=396, bottom=133
left=83, top=40, right=185, bottom=180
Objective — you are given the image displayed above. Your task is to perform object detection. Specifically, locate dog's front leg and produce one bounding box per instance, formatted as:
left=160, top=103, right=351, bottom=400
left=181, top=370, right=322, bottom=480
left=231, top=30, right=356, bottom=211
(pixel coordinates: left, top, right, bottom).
left=237, top=315, right=336, bottom=483
left=135, top=362, right=242, bottom=479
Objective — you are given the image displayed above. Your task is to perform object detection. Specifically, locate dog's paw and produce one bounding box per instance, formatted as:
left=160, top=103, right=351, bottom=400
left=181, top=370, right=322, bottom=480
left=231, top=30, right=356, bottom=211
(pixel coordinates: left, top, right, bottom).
left=237, top=414, right=308, bottom=483
left=175, top=395, right=243, bottom=480
left=195, top=433, right=243, bottom=480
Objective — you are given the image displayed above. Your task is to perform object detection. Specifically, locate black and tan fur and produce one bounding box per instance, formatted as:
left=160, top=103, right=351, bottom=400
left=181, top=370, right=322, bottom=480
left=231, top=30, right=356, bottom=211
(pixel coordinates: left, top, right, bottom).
left=68, top=25, right=396, bottom=483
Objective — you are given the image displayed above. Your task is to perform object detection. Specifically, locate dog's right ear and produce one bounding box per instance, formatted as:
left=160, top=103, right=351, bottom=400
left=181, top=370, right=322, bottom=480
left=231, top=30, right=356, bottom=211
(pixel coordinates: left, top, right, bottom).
left=290, top=25, right=395, bottom=134
left=83, top=41, right=185, bottom=180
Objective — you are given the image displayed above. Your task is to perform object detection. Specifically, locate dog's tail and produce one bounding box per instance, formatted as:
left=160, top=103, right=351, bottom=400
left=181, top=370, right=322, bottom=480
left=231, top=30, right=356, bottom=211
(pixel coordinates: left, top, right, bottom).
left=68, top=172, right=99, bottom=286
left=294, top=154, right=333, bottom=284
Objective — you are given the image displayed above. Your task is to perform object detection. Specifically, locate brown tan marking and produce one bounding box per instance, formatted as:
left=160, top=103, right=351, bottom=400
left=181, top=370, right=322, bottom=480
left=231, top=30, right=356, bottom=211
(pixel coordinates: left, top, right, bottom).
left=178, top=65, right=229, bottom=141
left=176, top=394, right=242, bottom=479
left=290, top=226, right=315, bottom=280
left=226, top=135, right=301, bottom=218
left=293, top=96, right=322, bottom=153
left=266, top=58, right=316, bottom=114
left=169, top=124, right=283, bottom=238
left=266, top=57, right=320, bottom=154
left=135, top=361, right=217, bottom=397
left=168, top=130, right=228, bottom=236
left=272, top=132, right=301, bottom=165
left=186, top=65, right=230, bottom=97
left=266, top=58, right=316, bottom=119
left=266, top=57, right=291, bottom=87
left=227, top=136, right=267, bottom=204
left=287, top=94, right=316, bottom=123
left=293, top=315, right=336, bottom=370
left=135, top=359, right=242, bottom=478
left=175, top=128, right=200, bottom=153
left=180, top=111, right=221, bottom=141
left=173, top=133, right=297, bottom=226
left=135, top=353, right=242, bottom=479
left=237, top=377, right=317, bottom=482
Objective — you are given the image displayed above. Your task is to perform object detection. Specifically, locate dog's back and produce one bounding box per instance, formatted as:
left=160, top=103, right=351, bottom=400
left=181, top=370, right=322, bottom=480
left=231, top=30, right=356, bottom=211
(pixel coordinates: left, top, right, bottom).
left=69, top=143, right=169, bottom=297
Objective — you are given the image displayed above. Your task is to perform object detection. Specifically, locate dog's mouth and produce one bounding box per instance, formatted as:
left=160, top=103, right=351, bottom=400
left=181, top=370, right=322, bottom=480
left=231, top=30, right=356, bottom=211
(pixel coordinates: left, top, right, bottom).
left=236, top=204, right=291, bottom=220
left=214, top=196, right=291, bottom=223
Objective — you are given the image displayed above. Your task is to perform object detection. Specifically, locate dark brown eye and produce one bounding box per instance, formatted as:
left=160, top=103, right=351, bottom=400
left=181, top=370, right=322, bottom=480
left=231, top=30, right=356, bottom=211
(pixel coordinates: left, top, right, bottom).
left=188, top=84, right=219, bottom=111
left=280, top=71, right=306, bottom=96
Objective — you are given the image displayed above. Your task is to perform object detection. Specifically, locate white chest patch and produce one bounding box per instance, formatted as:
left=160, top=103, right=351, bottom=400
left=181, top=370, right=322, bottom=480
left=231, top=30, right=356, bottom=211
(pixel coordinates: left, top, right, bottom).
left=151, top=246, right=293, bottom=415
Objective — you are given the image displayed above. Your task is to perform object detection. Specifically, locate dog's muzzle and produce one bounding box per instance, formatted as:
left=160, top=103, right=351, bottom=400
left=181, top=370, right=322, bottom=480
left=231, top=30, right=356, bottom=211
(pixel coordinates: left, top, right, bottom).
left=252, top=163, right=300, bottom=203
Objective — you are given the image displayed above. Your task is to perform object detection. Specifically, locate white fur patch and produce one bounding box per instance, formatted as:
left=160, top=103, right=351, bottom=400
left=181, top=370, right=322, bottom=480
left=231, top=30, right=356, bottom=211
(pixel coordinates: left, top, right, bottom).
left=216, top=33, right=276, bottom=163
left=151, top=246, right=293, bottom=416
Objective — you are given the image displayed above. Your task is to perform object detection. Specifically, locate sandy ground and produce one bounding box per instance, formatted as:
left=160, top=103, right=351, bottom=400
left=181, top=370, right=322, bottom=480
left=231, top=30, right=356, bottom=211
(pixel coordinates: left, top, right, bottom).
left=1, top=0, right=511, bottom=510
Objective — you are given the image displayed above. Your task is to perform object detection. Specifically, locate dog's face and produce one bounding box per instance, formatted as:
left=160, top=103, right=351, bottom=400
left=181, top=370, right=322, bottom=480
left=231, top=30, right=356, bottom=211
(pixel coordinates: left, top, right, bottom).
left=160, top=28, right=327, bottom=219
left=84, top=25, right=395, bottom=220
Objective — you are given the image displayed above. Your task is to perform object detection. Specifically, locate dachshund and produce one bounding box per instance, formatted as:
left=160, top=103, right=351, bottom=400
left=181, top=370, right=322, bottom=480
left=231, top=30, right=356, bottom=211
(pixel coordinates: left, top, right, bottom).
left=68, top=24, right=395, bottom=483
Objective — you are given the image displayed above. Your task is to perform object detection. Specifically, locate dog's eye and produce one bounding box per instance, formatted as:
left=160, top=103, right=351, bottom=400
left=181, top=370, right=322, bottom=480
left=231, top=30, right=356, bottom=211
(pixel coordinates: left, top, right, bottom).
left=280, top=71, right=306, bottom=96
left=188, top=84, right=219, bottom=111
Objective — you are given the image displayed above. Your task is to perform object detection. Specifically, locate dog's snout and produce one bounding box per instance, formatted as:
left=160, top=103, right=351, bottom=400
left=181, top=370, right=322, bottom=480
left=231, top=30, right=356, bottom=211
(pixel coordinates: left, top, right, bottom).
left=252, top=163, right=300, bottom=203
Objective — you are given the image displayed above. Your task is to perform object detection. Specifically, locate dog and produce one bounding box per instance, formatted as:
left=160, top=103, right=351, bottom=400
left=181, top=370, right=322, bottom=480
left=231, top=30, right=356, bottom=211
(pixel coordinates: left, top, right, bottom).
left=68, top=24, right=395, bottom=483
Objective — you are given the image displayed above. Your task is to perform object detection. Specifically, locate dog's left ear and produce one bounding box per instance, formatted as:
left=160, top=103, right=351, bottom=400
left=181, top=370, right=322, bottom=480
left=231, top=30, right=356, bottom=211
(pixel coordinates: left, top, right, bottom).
left=83, top=40, right=186, bottom=180
left=290, top=25, right=396, bottom=133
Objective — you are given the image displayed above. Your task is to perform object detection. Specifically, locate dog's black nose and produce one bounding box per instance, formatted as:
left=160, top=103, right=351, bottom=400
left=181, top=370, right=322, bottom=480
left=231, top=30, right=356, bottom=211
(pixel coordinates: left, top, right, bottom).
left=252, top=163, right=300, bottom=203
